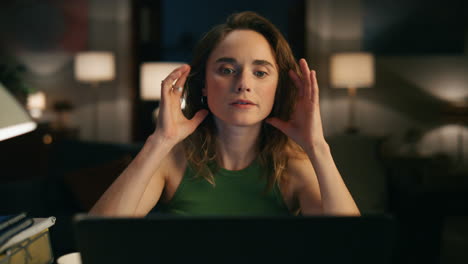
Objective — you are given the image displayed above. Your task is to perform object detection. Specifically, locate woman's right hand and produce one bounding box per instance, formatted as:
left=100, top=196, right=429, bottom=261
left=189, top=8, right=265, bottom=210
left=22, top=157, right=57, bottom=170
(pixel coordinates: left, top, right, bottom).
left=152, top=64, right=208, bottom=146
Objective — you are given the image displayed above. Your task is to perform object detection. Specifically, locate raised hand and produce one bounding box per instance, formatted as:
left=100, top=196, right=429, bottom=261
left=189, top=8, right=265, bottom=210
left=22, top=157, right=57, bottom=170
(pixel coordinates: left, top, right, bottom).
left=153, top=64, right=208, bottom=145
left=266, top=59, right=325, bottom=152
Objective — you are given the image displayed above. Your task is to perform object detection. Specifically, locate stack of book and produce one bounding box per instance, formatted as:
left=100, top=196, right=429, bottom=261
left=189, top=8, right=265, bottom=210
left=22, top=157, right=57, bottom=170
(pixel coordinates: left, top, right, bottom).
left=0, top=213, right=55, bottom=264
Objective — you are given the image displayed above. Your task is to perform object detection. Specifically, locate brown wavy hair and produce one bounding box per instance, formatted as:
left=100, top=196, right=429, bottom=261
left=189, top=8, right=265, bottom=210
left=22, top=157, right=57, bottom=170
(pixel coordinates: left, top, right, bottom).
left=182, top=11, right=303, bottom=195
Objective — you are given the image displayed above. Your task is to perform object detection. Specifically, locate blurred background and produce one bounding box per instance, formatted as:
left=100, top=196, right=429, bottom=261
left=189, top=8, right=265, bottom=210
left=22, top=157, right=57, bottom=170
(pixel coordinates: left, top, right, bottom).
left=0, top=0, right=467, bottom=263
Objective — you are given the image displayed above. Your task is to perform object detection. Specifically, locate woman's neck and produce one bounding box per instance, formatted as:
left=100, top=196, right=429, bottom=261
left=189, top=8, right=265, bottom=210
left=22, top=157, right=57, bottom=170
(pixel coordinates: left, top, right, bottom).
left=214, top=119, right=262, bottom=171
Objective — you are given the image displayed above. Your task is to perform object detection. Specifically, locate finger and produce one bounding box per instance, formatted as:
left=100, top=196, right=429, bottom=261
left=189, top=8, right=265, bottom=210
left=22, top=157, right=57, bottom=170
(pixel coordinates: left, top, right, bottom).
left=265, top=117, right=289, bottom=135
left=161, top=65, right=188, bottom=100
left=172, top=65, right=191, bottom=96
left=310, top=70, right=319, bottom=103
left=299, top=59, right=312, bottom=99
left=289, top=70, right=304, bottom=97
left=188, top=109, right=209, bottom=131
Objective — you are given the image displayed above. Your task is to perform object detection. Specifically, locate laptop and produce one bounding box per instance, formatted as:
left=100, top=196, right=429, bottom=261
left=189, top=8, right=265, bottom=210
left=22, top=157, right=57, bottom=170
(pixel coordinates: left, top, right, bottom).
left=73, top=214, right=396, bottom=264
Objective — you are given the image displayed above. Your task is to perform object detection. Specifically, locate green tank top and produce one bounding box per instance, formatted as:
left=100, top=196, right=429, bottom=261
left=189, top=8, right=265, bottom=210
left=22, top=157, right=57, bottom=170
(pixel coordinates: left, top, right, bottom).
left=158, top=160, right=291, bottom=216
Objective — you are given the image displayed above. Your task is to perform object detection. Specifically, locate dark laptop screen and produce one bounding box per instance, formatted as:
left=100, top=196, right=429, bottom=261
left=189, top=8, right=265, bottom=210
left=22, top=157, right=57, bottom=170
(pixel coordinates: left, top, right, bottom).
left=74, top=215, right=396, bottom=264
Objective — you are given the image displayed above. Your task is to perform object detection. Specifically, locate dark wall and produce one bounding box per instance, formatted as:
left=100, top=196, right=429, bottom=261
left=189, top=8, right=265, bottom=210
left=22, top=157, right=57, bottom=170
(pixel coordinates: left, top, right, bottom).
left=363, top=0, right=468, bottom=55
left=160, top=0, right=304, bottom=62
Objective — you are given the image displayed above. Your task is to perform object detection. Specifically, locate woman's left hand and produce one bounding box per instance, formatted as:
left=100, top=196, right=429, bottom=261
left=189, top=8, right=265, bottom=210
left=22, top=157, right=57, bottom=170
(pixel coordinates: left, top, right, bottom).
left=266, top=58, right=326, bottom=152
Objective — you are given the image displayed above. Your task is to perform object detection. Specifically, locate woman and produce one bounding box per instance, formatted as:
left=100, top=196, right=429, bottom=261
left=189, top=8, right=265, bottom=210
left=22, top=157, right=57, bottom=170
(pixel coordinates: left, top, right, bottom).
left=90, top=11, right=360, bottom=217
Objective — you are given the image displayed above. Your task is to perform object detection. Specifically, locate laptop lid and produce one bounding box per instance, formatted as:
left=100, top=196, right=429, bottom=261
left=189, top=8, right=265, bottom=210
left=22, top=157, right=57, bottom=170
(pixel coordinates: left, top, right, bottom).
left=73, top=214, right=396, bottom=264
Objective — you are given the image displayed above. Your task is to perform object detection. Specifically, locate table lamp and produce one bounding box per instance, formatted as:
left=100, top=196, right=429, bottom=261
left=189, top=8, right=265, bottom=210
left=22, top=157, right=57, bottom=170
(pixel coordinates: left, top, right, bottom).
left=140, top=62, right=185, bottom=101
left=330, top=52, right=375, bottom=133
left=74, top=51, right=115, bottom=139
left=0, top=83, right=37, bottom=141
left=140, top=62, right=185, bottom=122
left=27, top=91, right=46, bottom=119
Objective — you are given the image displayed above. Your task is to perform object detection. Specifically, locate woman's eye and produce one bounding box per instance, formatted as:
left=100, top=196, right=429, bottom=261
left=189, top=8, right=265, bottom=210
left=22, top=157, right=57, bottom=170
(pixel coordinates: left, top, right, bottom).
left=254, top=71, right=267, bottom=78
left=220, top=67, right=236, bottom=75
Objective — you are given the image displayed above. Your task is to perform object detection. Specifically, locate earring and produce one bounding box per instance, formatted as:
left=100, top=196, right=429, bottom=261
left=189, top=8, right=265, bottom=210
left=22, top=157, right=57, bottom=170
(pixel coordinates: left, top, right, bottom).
left=201, top=96, right=207, bottom=105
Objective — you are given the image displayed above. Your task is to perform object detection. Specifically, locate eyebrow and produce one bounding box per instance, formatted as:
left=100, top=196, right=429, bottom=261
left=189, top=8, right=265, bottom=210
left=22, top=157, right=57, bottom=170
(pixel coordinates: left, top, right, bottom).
left=215, top=57, right=276, bottom=69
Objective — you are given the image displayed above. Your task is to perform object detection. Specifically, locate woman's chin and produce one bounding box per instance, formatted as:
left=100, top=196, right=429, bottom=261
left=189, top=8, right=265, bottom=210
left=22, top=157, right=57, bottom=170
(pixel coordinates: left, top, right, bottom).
left=213, top=116, right=264, bottom=128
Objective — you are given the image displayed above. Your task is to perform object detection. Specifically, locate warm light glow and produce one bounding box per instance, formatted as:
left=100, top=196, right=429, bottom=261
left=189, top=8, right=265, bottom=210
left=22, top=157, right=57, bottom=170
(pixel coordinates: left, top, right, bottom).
left=140, top=62, right=185, bottom=100
left=74, top=52, right=115, bottom=83
left=43, top=134, right=53, bottom=144
left=418, top=124, right=468, bottom=164
left=428, top=77, right=468, bottom=105
left=330, top=52, right=375, bottom=88
left=27, top=91, right=46, bottom=118
left=27, top=91, right=46, bottom=110
left=378, top=56, right=468, bottom=105
left=17, top=50, right=71, bottom=76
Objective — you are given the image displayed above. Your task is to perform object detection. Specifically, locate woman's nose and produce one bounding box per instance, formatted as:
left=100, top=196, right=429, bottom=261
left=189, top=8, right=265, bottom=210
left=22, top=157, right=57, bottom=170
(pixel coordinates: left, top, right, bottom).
left=237, top=86, right=251, bottom=92
left=236, top=72, right=252, bottom=92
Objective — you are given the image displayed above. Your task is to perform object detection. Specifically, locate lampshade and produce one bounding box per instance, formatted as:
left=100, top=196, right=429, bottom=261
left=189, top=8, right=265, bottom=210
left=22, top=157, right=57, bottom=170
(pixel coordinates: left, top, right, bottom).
left=140, top=62, right=185, bottom=100
left=74, top=52, right=115, bottom=82
left=0, top=83, right=37, bottom=141
left=27, top=91, right=46, bottom=109
left=330, top=52, right=375, bottom=88
left=27, top=91, right=46, bottom=119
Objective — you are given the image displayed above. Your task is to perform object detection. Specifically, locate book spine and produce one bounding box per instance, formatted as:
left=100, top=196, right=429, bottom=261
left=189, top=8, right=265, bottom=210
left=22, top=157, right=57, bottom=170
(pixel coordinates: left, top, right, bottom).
left=0, top=213, right=27, bottom=231
left=0, top=217, right=56, bottom=253
left=0, top=218, right=33, bottom=246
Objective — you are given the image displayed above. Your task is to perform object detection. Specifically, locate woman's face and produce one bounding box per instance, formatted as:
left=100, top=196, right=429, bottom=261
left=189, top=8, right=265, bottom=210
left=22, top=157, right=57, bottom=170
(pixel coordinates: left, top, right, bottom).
left=203, top=29, right=279, bottom=127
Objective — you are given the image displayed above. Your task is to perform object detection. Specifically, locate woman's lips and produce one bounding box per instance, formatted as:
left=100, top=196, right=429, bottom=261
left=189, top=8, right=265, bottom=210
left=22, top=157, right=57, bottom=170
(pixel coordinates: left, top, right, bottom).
left=230, top=99, right=256, bottom=109
left=231, top=103, right=255, bottom=109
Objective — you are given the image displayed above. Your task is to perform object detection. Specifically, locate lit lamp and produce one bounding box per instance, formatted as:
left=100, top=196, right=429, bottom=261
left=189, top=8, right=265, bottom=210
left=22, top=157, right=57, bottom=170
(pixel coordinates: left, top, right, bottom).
left=140, top=62, right=185, bottom=120
left=0, top=83, right=37, bottom=141
left=27, top=91, right=46, bottom=119
left=74, top=51, right=115, bottom=139
left=330, top=52, right=375, bottom=133
left=140, top=62, right=185, bottom=100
